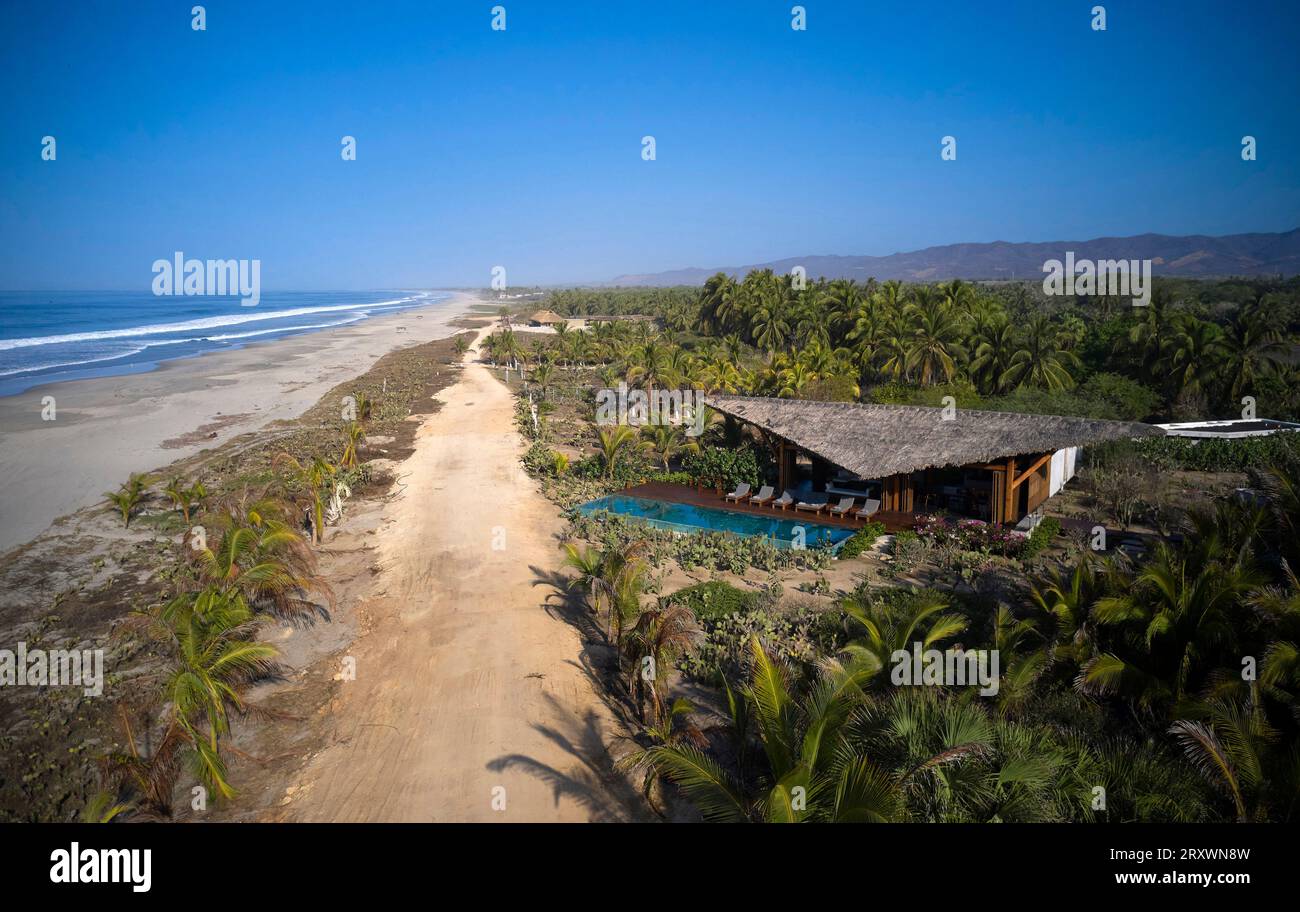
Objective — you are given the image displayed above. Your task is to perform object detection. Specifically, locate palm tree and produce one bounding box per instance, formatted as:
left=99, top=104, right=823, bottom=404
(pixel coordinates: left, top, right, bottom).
left=839, top=588, right=968, bottom=676
left=641, top=424, right=698, bottom=470
left=1001, top=314, right=1081, bottom=391
left=104, top=474, right=148, bottom=527
left=616, top=697, right=705, bottom=815
left=641, top=636, right=901, bottom=821
left=274, top=453, right=336, bottom=544
left=1170, top=691, right=1300, bottom=822
left=163, top=477, right=206, bottom=524
left=338, top=421, right=365, bottom=469
left=968, top=315, right=1017, bottom=396
left=597, top=425, right=643, bottom=479
left=1121, top=284, right=1183, bottom=386
left=623, top=600, right=701, bottom=723
left=1166, top=316, right=1225, bottom=400
left=904, top=290, right=965, bottom=387
left=1029, top=553, right=1103, bottom=668
left=749, top=299, right=790, bottom=353
left=195, top=496, right=330, bottom=621
left=606, top=543, right=650, bottom=644
left=1083, top=543, right=1261, bottom=707
left=877, top=309, right=913, bottom=383
left=1220, top=304, right=1287, bottom=402
left=561, top=542, right=605, bottom=618
left=531, top=362, right=555, bottom=398
left=150, top=586, right=278, bottom=799
left=700, top=273, right=739, bottom=333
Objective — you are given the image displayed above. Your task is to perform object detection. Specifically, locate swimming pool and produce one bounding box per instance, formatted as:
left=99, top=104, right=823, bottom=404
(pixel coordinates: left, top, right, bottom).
left=578, top=494, right=855, bottom=551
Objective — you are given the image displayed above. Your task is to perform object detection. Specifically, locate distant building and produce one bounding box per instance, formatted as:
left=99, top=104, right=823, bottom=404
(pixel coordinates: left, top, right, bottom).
left=528, top=310, right=566, bottom=326
left=1156, top=419, right=1300, bottom=439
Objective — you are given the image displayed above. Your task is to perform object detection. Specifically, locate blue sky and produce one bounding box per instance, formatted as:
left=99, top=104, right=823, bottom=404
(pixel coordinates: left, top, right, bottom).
left=1, top=0, right=1297, bottom=289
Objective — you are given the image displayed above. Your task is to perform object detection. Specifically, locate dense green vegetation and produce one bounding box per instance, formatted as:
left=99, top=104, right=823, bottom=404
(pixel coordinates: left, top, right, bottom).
left=1133, top=432, right=1300, bottom=472
left=503, top=275, right=1300, bottom=823
left=614, top=477, right=1300, bottom=822
left=533, top=274, right=1300, bottom=422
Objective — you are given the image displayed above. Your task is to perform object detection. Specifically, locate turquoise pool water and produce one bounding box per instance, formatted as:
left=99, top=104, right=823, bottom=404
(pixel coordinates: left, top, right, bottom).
left=578, top=494, right=854, bottom=551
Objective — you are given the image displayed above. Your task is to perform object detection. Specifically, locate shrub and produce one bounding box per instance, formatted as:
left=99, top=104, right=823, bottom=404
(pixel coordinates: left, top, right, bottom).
left=665, top=581, right=757, bottom=622
left=1078, top=373, right=1162, bottom=421
left=1021, top=516, right=1062, bottom=560
left=870, top=380, right=982, bottom=409
left=647, top=471, right=692, bottom=486
left=681, top=445, right=763, bottom=491
left=678, top=594, right=841, bottom=685
left=1131, top=432, right=1300, bottom=473
left=838, top=521, right=886, bottom=558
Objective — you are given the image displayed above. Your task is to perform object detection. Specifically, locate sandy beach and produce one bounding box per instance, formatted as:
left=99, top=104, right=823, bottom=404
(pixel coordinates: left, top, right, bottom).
left=0, top=292, right=480, bottom=553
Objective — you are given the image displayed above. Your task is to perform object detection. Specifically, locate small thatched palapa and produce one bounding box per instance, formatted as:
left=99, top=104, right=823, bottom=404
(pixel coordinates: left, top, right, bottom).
left=706, top=395, right=1164, bottom=479
left=529, top=310, right=566, bottom=325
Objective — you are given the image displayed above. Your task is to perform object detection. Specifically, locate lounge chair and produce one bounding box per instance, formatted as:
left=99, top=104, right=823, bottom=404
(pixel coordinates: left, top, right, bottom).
left=772, top=490, right=795, bottom=510
left=749, top=485, right=775, bottom=506
left=828, top=496, right=856, bottom=517
left=854, top=498, right=881, bottom=520
left=796, top=495, right=829, bottom=514
left=723, top=482, right=751, bottom=502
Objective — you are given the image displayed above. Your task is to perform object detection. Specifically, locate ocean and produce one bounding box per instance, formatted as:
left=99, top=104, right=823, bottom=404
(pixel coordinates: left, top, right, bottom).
left=0, top=290, right=452, bottom=397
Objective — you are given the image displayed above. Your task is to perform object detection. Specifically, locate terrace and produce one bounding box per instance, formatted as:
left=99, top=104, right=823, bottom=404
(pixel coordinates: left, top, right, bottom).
left=616, top=480, right=919, bottom=533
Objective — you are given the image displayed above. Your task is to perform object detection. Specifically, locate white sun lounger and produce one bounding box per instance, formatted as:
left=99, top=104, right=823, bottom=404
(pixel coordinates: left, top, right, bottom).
left=724, top=482, right=751, bottom=502
left=749, top=485, right=775, bottom=505
left=828, top=496, right=856, bottom=517
left=795, top=496, right=829, bottom=514
left=772, top=490, right=795, bottom=510
left=854, top=498, right=882, bottom=519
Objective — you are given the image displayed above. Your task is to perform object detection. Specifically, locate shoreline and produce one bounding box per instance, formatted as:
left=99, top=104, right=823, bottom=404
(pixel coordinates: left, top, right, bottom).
left=0, top=291, right=485, bottom=553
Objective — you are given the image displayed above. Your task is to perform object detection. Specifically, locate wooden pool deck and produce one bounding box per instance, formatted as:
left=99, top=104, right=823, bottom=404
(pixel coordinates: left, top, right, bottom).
left=620, top=482, right=922, bottom=533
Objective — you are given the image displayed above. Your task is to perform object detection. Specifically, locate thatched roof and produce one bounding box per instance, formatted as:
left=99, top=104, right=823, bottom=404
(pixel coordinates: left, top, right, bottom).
left=530, top=310, right=566, bottom=324
left=707, top=395, right=1164, bottom=478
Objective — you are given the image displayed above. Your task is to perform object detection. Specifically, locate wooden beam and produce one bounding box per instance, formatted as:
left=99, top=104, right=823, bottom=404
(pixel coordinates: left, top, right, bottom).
left=1008, top=452, right=1053, bottom=490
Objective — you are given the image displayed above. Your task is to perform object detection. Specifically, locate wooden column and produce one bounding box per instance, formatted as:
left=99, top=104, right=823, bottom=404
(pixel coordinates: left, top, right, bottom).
left=990, top=466, right=1007, bottom=525
left=883, top=474, right=915, bottom=513
left=1003, top=457, right=1016, bottom=523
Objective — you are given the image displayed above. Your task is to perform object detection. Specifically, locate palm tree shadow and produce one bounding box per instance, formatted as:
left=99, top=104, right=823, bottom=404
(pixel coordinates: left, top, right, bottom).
left=529, top=563, right=637, bottom=727
left=486, top=695, right=651, bottom=822
left=531, top=562, right=615, bottom=658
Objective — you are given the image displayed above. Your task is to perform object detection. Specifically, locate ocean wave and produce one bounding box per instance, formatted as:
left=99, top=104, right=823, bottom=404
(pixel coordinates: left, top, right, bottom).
left=0, top=293, right=434, bottom=351
left=0, top=315, right=373, bottom=378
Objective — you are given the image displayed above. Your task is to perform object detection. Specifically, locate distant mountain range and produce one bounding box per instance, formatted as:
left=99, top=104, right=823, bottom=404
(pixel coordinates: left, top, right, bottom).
left=608, top=228, right=1300, bottom=286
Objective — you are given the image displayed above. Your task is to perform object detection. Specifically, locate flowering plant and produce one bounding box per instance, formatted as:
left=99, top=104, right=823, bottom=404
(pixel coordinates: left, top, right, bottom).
left=912, top=513, right=1027, bottom=557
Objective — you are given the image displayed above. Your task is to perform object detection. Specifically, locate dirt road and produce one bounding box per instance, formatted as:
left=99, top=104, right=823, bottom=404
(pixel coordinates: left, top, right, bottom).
left=280, top=334, right=640, bottom=822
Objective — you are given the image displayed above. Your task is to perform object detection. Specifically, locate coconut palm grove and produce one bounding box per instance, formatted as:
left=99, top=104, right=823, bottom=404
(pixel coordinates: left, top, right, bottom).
left=482, top=272, right=1300, bottom=823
